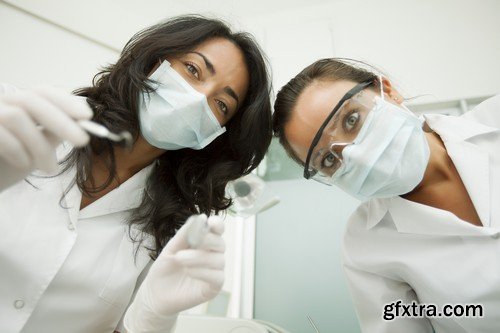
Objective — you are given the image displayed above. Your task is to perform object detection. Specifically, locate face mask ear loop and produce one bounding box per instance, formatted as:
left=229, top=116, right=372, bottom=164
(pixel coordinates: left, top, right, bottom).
left=378, top=75, right=384, bottom=101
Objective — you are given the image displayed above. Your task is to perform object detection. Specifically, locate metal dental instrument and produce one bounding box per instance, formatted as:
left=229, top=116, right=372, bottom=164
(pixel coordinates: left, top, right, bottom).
left=307, top=315, right=320, bottom=333
left=78, top=120, right=133, bottom=150
left=36, top=119, right=133, bottom=150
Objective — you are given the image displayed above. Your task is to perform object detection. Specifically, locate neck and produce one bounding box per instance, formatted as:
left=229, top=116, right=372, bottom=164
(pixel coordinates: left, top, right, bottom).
left=402, top=129, right=454, bottom=198
left=90, top=136, right=165, bottom=187
left=114, top=135, right=164, bottom=178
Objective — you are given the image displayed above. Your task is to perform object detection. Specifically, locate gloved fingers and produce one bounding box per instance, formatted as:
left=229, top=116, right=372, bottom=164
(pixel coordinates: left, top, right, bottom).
left=0, top=106, right=57, bottom=172
left=1, top=91, right=90, bottom=147
left=174, top=249, right=225, bottom=270
left=196, top=232, right=225, bottom=253
left=33, top=86, right=93, bottom=120
left=207, top=215, right=224, bottom=235
left=0, top=124, right=30, bottom=169
left=186, top=267, right=224, bottom=290
left=45, top=131, right=61, bottom=149
left=164, top=214, right=208, bottom=254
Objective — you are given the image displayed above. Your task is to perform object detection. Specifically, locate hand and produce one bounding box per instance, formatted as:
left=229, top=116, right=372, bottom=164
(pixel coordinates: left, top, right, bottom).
left=147, top=213, right=225, bottom=314
left=124, top=214, right=225, bottom=332
left=0, top=86, right=92, bottom=190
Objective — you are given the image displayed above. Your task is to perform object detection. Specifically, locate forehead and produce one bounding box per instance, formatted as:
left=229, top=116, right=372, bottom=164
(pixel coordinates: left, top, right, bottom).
left=284, top=79, right=359, bottom=162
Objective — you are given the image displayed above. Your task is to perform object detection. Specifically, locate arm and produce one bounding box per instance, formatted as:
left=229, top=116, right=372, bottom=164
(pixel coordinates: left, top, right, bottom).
left=342, top=263, right=434, bottom=333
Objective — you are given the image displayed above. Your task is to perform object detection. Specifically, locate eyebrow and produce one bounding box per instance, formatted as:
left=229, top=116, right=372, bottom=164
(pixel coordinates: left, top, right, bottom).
left=190, top=51, right=215, bottom=75
left=313, top=149, right=324, bottom=167
left=224, top=86, right=239, bottom=108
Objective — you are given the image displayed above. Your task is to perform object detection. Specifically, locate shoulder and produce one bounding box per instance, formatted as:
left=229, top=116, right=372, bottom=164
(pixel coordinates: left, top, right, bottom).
left=462, top=94, right=500, bottom=129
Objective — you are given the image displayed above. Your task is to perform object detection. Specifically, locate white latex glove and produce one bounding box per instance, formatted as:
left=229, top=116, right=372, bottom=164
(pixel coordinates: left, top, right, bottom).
left=124, top=214, right=225, bottom=333
left=0, top=86, right=92, bottom=190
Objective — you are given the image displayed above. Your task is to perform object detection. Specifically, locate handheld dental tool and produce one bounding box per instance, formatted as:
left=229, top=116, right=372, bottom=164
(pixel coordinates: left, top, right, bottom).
left=78, top=120, right=133, bottom=150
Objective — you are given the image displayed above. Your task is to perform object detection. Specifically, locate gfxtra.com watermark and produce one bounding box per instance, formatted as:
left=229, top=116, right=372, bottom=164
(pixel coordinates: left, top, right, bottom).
left=383, top=300, right=484, bottom=321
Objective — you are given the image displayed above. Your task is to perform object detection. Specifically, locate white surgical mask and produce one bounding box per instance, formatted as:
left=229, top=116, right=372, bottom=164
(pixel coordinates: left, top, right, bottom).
left=331, top=97, right=430, bottom=201
left=138, top=60, right=226, bottom=150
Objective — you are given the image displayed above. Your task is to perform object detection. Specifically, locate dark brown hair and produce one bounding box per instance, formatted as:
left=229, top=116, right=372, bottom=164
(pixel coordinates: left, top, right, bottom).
left=60, top=15, right=272, bottom=259
left=273, top=58, right=380, bottom=166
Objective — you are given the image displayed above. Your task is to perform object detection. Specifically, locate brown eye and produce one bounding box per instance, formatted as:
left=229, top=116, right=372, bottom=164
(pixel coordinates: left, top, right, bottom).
left=216, top=100, right=228, bottom=115
left=185, top=63, right=199, bottom=79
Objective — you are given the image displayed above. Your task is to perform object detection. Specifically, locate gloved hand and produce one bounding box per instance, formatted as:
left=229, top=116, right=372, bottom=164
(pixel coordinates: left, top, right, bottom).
left=123, top=214, right=226, bottom=333
left=0, top=86, right=92, bottom=190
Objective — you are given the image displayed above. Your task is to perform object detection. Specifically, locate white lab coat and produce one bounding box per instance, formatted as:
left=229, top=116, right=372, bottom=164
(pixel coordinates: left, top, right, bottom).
left=0, top=147, right=154, bottom=332
left=341, top=94, right=500, bottom=332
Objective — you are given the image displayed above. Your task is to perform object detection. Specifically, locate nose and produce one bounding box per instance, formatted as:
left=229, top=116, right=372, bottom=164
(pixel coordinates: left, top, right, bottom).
left=192, top=80, right=217, bottom=100
left=330, top=142, right=351, bottom=160
left=189, top=81, right=226, bottom=125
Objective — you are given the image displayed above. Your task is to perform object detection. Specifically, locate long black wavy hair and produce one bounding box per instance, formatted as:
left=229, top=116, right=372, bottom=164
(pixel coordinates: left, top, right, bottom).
left=60, top=15, right=272, bottom=259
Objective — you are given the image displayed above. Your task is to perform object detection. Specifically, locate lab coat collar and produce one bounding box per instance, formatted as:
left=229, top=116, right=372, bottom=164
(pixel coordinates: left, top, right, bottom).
left=57, top=160, right=154, bottom=220
left=422, top=113, right=498, bottom=142
left=387, top=196, right=498, bottom=236
left=78, top=163, right=154, bottom=219
left=365, top=198, right=389, bottom=229
left=364, top=114, right=498, bottom=235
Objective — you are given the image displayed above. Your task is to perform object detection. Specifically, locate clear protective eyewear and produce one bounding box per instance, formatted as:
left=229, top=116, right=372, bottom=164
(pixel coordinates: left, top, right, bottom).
left=303, top=80, right=382, bottom=185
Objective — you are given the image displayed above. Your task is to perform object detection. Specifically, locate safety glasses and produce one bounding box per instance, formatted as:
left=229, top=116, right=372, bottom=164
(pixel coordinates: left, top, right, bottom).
left=303, top=80, right=377, bottom=183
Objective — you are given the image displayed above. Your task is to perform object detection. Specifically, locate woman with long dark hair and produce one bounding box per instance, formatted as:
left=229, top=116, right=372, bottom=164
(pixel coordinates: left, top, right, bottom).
left=0, top=15, right=272, bottom=332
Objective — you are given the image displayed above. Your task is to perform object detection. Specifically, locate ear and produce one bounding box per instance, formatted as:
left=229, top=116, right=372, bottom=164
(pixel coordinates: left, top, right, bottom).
left=380, top=76, right=404, bottom=105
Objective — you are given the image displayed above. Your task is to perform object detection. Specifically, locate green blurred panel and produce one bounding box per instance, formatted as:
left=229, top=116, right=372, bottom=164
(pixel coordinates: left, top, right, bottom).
left=263, top=138, right=303, bottom=182
left=254, top=179, right=361, bottom=333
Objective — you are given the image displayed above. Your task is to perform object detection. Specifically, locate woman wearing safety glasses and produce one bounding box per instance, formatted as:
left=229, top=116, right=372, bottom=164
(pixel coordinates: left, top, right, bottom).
left=0, top=16, right=272, bottom=333
left=273, top=58, right=500, bottom=332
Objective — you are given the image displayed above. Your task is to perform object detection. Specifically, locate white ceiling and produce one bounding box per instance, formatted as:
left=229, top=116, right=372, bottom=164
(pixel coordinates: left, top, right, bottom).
left=3, top=0, right=334, bottom=51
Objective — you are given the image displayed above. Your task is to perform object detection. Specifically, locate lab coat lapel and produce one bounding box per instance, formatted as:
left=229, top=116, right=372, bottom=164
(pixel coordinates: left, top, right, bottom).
left=57, top=166, right=81, bottom=227
left=388, top=196, right=496, bottom=236
left=445, top=140, right=490, bottom=227
left=366, top=198, right=389, bottom=229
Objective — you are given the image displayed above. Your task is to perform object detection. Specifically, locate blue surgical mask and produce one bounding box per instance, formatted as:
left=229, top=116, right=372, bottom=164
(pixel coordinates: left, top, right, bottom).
left=138, top=60, right=226, bottom=150
left=331, top=97, right=430, bottom=201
